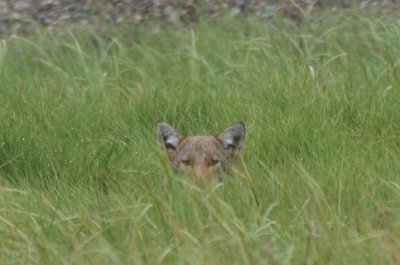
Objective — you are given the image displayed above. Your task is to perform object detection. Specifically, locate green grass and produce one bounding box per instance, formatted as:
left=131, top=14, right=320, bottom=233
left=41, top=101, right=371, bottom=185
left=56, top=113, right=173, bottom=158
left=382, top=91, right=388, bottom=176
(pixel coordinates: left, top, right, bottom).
left=1, top=11, right=400, bottom=264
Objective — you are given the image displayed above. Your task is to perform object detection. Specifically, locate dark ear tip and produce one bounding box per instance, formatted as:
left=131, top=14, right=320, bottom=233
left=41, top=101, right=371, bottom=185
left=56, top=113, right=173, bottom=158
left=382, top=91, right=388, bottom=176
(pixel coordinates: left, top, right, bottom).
left=156, top=122, right=169, bottom=139
left=157, top=122, right=170, bottom=130
left=235, top=122, right=245, bottom=134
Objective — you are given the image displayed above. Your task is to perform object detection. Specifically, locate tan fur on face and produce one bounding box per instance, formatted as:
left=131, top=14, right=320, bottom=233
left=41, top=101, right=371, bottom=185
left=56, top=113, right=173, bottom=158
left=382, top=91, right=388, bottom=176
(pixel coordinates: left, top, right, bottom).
left=174, top=136, right=226, bottom=180
left=157, top=122, right=245, bottom=180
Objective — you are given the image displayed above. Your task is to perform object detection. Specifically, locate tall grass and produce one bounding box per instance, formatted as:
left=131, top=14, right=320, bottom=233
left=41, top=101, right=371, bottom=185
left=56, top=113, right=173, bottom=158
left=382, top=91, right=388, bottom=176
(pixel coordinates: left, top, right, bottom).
left=1, top=12, right=400, bottom=264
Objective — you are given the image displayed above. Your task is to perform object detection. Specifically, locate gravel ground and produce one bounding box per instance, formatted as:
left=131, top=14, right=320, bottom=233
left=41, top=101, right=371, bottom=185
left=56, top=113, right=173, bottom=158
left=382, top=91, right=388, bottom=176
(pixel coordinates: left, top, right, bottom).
left=0, top=0, right=399, bottom=35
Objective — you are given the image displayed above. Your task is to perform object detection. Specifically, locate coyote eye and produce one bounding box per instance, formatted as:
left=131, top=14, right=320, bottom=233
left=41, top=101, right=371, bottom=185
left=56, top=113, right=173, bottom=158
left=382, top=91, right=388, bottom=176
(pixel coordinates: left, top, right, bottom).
left=181, top=160, right=192, bottom=166
left=209, top=159, right=219, bottom=166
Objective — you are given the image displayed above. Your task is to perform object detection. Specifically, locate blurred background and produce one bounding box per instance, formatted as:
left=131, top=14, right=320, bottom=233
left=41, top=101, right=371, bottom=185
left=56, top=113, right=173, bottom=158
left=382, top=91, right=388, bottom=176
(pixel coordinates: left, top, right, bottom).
left=1, top=0, right=400, bottom=36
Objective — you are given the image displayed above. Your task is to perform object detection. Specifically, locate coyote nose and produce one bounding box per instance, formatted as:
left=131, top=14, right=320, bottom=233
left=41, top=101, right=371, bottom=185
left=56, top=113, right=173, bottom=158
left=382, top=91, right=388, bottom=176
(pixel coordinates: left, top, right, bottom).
left=194, top=166, right=209, bottom=180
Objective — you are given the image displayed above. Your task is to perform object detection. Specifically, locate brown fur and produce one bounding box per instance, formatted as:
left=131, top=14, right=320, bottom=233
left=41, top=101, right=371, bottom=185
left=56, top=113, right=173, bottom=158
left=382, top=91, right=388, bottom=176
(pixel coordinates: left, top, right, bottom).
left=157, top=122, right=245, bottom=180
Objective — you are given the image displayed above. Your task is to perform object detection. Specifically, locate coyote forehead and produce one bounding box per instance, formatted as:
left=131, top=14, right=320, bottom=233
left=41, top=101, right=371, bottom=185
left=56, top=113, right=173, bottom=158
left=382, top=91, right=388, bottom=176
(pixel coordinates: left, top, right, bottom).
left=157, top=122, right=245, bottom=180
left=172, top=136, right=227, bottom=166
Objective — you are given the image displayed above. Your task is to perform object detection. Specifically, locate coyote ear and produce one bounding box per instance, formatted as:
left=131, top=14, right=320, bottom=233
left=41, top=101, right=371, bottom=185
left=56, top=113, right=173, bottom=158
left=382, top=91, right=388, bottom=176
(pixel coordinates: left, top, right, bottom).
left=157, top=122, right=182, bottom=152
left=218, top=123, right=245, bottom=159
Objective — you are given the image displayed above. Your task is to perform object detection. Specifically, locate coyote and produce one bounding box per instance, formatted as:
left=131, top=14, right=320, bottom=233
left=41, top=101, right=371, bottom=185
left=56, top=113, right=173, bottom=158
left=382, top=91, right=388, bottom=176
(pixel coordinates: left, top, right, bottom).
left=157, top=122, right=245, bottom=180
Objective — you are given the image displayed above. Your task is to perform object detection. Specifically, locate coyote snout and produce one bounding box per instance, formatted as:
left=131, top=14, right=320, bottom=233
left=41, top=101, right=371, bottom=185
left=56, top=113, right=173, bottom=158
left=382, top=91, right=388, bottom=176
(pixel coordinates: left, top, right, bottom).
left=157, top=122, right=245, bottom=180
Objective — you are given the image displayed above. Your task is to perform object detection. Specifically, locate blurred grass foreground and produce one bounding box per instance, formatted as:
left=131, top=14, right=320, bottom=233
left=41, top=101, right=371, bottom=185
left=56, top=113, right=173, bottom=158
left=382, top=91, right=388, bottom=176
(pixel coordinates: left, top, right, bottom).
left=1, top=2, right=400, bottom=265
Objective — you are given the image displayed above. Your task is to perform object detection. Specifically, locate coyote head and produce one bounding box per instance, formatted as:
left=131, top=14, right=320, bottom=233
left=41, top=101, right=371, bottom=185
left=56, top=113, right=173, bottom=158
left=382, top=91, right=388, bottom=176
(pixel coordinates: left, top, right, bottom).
left=157, top=122, right=245, bottom=180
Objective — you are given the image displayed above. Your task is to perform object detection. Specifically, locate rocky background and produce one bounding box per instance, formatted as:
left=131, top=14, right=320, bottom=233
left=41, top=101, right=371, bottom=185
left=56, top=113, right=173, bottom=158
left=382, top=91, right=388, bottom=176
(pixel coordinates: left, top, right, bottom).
left=1, top=0, right=400, bottom=35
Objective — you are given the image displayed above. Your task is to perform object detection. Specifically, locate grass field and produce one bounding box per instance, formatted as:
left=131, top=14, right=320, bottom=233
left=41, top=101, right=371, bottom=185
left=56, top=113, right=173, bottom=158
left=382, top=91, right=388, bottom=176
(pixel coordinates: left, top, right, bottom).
left=1, top=10, right=400, bottom=264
